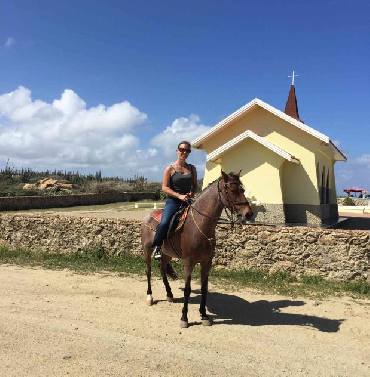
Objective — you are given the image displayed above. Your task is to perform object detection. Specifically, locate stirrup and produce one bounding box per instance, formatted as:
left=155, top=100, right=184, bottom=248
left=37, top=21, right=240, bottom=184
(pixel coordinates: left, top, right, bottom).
left=152, top=246, right=162, bottom=260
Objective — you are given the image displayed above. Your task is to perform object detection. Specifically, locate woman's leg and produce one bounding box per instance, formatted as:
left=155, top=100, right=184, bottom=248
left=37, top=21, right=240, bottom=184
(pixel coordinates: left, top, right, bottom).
left=152, top=198, right=181, bottom=248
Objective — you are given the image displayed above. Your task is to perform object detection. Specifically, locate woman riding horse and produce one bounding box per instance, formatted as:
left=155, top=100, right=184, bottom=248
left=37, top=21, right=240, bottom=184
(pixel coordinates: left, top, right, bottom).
left=142, top=162, right=253, bottom=328
left=152, top=140, right=197, bottom=260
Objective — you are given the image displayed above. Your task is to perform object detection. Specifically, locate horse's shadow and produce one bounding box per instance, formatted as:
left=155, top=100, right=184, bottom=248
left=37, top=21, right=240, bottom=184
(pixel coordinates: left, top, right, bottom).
left=173, top=289, right=343, bottom=333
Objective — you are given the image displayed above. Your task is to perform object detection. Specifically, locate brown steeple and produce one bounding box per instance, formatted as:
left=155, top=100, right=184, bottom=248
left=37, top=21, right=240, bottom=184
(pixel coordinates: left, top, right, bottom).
left=284, top=70, right=302, bottom=121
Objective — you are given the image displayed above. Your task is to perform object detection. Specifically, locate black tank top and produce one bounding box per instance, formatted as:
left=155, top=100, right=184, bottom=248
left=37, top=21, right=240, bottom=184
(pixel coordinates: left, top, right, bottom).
left=169, top=165, right=193, bottom=194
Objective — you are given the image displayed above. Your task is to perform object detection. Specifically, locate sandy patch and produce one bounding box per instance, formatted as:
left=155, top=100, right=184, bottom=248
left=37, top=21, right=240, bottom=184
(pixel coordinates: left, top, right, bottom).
left=0, top=265, right=369, bottom=377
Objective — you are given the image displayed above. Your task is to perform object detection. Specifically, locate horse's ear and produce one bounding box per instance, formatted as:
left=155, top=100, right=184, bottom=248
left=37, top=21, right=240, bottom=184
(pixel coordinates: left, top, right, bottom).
left=237, top=169, right=242, bottom=177
left=221, top=170, right=228, bottom=182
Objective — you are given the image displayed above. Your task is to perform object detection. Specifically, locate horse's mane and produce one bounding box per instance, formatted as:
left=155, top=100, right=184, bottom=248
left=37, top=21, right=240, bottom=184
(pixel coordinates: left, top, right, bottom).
left=194, top=172, right=242, bottom=202
left=204, top=178, right=220, bottom=190
left=226, top=172, right=242, bottom=181
left=202, top=172, right=241, bottom=191
left=193, top=178, right=219, bottom=202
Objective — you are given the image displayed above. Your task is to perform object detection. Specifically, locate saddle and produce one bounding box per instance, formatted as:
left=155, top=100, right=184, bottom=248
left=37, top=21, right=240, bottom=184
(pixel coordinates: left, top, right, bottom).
left=150, top=205, right=190, bottom=238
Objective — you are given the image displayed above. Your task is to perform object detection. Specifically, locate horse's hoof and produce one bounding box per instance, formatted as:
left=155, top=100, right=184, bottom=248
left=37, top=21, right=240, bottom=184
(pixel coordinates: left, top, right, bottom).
left=201, top=318, right=213, bottom=326
left=167, top=296, right=174, bottom=303
left=180, top=320, right=189, bottom=328
left=146, top=295, right=154, bottom=306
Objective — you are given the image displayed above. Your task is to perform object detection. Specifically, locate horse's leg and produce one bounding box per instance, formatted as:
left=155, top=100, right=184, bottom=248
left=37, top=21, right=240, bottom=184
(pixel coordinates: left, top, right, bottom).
left=199, top=259, right=213, bottom=326
left=180, top=259, right=194, bottom=328
left=160, top=254, right=174, bottom=302
left=144, top=242, right=153, bottom=305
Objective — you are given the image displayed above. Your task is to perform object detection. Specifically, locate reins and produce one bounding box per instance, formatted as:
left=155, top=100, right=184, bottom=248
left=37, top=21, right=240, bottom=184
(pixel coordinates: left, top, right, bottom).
left=188, top=178, right=247, bottom=243
left=190, top=207, right=216, bottom=245
left=152, top=176, right=249, bottom=255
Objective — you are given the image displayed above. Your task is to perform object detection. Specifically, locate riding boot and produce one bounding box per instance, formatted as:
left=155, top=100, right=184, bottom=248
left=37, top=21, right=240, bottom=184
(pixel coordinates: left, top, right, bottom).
left=152, top=246, right=162, bottom=260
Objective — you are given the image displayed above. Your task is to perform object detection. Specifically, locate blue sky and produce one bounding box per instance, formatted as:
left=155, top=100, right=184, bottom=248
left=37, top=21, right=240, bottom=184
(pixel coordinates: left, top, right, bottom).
left=0, top=0, right=369, bottom=193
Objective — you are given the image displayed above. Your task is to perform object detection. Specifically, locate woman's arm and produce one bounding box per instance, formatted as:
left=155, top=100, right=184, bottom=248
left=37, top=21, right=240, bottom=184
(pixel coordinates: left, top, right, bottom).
left=161, top=166, right=188, bottom=201
left=190, top=165, right=198, bottom=196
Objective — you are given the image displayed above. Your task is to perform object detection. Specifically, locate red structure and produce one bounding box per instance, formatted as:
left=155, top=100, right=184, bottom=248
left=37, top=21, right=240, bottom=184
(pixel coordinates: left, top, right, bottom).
left=343, top=187, right=368, bottom=197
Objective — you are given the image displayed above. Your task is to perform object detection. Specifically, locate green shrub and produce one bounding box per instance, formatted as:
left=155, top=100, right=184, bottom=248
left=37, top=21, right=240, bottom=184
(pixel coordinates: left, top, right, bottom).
left=159, top=190, right=167, bottom=200
left=342, top=197, right=355, bottom=206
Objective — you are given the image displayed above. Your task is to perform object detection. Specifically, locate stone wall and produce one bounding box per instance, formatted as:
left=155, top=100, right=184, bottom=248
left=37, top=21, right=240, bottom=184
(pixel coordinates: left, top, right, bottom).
left=0, top=214, right=368, bottom=282
left=252, top=204, right=285, bottom=224
left=216, top=224, right=369, bottom=281
left=0, top=192, right=159, bottom=211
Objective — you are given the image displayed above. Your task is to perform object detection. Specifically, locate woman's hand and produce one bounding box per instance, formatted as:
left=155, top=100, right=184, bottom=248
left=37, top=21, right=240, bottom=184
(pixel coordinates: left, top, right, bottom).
left=177, top=194, right=188, bottom=201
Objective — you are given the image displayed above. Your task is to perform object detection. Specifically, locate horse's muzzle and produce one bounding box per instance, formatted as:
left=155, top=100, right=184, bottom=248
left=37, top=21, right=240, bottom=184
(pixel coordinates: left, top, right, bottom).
left=246, top=211, right=253, bottom=219
left=238, top=211, right=254, bottom=224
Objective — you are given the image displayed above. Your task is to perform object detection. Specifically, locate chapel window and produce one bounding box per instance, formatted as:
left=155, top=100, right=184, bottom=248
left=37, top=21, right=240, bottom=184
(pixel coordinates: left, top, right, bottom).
left=325, top=170, right=330, bottom=204
left=320, top=166, right=326, bottom=204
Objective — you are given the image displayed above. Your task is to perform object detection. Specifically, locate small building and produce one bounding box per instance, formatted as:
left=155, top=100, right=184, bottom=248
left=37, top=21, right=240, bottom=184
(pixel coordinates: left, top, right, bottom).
left=192, top=83, right=346, bottom=225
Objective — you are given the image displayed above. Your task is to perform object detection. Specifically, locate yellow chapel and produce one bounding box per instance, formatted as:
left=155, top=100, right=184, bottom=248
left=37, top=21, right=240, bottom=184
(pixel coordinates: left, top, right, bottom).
left=192, top=83, right=346, bottom=225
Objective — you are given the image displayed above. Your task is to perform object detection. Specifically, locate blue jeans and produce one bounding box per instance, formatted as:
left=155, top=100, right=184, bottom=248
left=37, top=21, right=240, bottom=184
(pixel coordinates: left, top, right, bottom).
left=152, top=197, right=183, bottom=247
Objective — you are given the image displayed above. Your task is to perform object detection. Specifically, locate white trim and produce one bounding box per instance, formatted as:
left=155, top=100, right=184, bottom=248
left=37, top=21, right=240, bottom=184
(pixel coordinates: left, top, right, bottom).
left=255, top=99, right=329, bottom=142
left=206, top=130, right=300, bottom=164
left=329, top=140, right=347, bottom=161
left=192, top=98, right=260, bottom=147
left=192, top=98, right=346, bottom=161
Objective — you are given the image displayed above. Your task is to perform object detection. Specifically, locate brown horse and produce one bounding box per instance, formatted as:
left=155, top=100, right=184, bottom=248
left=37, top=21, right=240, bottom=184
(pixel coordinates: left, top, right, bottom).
left=141, top=171, right=253, bottom=328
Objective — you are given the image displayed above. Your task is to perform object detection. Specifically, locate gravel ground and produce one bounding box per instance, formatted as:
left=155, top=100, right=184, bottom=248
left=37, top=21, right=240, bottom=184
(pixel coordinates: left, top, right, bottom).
left=0, top=265, right=369, bottom=377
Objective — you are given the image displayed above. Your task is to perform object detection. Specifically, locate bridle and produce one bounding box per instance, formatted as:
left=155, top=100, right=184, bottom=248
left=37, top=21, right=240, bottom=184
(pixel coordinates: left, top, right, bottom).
left=189, top=177, right=250, bottom=244
left=216, top=178, right=250, bottom=227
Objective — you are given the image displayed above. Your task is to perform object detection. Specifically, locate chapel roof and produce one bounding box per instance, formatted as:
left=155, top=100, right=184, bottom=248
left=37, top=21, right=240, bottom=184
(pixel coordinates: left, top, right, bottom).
left=192, top=98, right=346, bottom=161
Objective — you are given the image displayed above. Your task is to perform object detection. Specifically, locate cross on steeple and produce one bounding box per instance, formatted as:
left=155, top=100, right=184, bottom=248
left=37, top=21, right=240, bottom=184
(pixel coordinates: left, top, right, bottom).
left=288, top=70, right=299, bottom=86
left=284, top=70, right=302, bottom=122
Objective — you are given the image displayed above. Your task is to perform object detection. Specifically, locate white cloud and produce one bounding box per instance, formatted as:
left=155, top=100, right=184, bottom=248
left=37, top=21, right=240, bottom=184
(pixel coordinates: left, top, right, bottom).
left=149, top=114, right=209, bottom=175
left=0, top=86, right=147, bottom=171
left=151, top=114, right=210, bottom=156
left=0, top=86, right=212, bottom=180
left=4, top=37, right=15, bottom=48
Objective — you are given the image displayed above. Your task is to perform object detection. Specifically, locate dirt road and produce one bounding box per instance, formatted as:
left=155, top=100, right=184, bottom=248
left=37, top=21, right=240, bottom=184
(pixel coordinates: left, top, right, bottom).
left=2, top=202, right=154, bottom=221
left=0, top=265, right=369, bottom=377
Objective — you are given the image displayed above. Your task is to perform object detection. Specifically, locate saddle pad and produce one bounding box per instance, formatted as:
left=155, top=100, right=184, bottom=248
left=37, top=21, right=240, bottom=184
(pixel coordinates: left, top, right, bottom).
left=149, top=206, right=190, bottom=236
left=150, top=209, right=163, bottom=223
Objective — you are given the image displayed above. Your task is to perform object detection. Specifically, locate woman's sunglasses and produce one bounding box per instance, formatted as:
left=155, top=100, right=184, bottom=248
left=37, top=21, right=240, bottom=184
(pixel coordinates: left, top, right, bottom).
left=178, top=147, right=191, bottom=154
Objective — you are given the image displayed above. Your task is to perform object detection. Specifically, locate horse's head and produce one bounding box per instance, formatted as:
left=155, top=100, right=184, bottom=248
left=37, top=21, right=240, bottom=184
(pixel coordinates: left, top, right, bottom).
left=220, top=170, right=253, bottom=222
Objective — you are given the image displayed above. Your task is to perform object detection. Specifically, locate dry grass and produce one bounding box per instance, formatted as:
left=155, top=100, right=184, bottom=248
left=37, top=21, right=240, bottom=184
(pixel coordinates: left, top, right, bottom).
left=1, top=245, right=369, bottom=299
